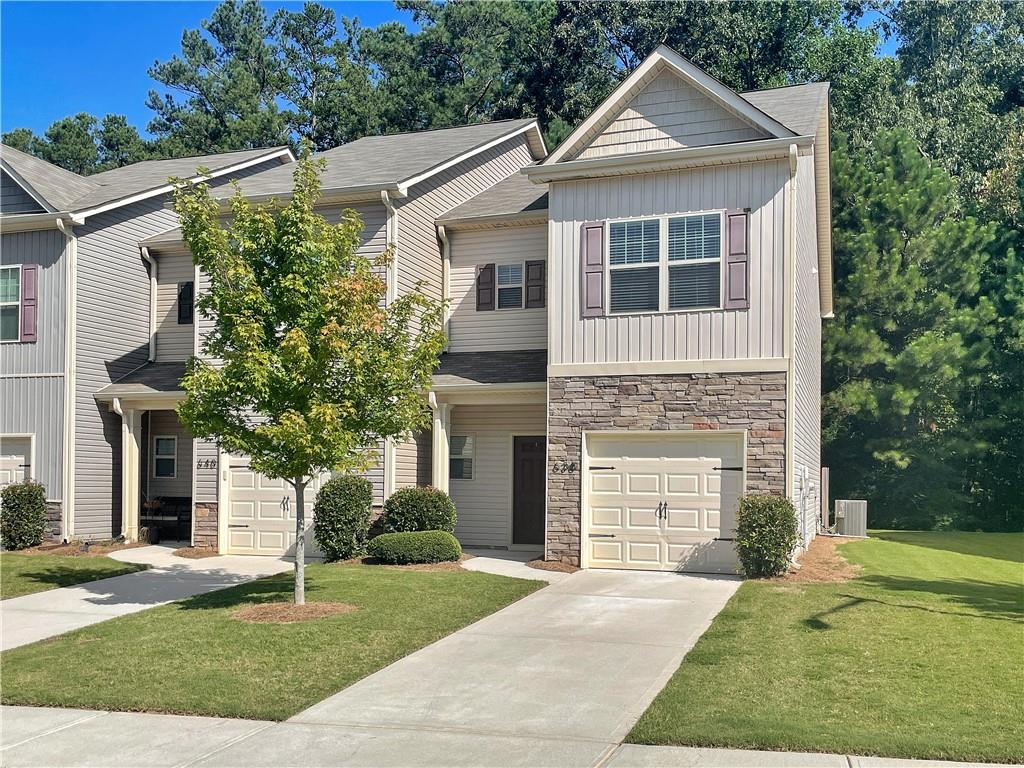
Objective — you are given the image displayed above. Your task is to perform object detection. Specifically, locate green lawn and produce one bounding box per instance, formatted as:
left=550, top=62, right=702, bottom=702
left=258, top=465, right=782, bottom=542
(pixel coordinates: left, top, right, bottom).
left=0, top=563, right=542, bottom=720
left=629, top=531, right=1024, bottom=764
left=1, top=553, right=148, bottom=599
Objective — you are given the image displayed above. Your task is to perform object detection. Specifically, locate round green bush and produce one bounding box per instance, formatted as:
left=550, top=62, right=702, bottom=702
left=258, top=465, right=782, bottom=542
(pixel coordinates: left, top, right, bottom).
left=1, top=480, right=48, bottom=550
left=367, top=530, right=461, bottom=564
left=380, top=486, right=456, bottom=534
left=313, top=474, right=373, bottom=562
left=734, top=494, right=799, bottom=578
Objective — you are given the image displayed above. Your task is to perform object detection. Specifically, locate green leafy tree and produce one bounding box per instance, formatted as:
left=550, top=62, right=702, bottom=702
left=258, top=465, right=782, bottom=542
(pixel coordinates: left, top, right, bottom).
left=2, top=127, right=38, bottom=154
left=96, top=115, right=151, bottom=171
left=172, top=151, right=446, bottom=603
left=39, top=113, right=99, bottom=175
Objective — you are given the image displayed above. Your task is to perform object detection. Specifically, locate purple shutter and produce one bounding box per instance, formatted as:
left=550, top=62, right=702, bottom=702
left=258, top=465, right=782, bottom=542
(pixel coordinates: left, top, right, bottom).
left=476, top=263, right=495, bottom=311
left=20, top=265, right=37, bottom=343
left=580, top=222, right=605, bottom=318
left=724, top=209, right=750, bottom=310
left=525, top=259, right=546, bottom=308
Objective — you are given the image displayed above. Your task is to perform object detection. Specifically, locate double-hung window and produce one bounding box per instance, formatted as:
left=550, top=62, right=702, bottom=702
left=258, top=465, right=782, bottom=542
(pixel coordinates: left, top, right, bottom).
left=607, top=212, right=722, bottom=314
left=0, top=266, right=20, bottom=342
left=496, top=264, right=523, bottom=309
left=153, top=436, right=177, bottom=478
left=177, top=281, right=194, bottom=324
left=449, top=435, right=474, bottom=480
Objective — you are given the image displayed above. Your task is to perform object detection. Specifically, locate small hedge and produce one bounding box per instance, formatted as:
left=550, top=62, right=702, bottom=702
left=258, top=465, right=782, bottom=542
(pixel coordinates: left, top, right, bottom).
left=734, top=494, right=799, bottom=578
left=380, top=486, right=456, bottom=534
left=1, top=480, right=48, bottom=551
left=313, top=475, right=374, bottom=562
left=367, top=530, right=461, bottom=565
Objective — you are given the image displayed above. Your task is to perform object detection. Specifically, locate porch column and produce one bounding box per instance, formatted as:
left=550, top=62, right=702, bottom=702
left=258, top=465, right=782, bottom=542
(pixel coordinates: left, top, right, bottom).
left=116, top=401, right=143, bottom=543
left=430, top=396, right=451, bottom=493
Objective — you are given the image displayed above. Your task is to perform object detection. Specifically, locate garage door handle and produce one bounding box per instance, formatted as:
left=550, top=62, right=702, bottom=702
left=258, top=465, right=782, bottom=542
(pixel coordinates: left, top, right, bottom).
left=588, top=534, right=615, bottom=538
left=714, top=466, right=744, bottom=471
left=228, top=524, right=249, bottom=529
left=590, top=466, right=616, bottom=471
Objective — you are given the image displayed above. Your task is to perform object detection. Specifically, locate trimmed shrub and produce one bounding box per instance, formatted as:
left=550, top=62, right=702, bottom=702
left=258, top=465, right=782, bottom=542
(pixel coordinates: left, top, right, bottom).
left=1, top=480, right=48, bottom=551
left=380, top=486, right=456, bottom=534
left=734, top=494, right=799, bottom=578
left=367, top=530, right=461, bottom=564
left=314, top=475, right=374, bottom=562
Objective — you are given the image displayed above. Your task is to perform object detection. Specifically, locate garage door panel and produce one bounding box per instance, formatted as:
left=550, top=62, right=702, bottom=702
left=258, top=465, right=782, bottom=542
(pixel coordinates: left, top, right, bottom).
left=626, top=540, right=661, bottom=565
left=626, top=473, right=660, bottom=494
left=590, top=539, right=623, bottom=564
left=626, top=505, right=661, bottom=529
left=665, top=507, right=700, bottom=531
left=590, top=472, right=623, bottom=494
left=666, top=473, right=699, bottom=495
left=666, top=539, right=737, bottom=574
left=591, top=506, right=623, bottom=527
left=226, top=461, right=325, bottom=556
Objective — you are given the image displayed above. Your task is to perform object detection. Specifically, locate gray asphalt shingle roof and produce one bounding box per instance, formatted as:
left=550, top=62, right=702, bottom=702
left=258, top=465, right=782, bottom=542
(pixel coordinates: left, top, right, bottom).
left=433, top=349, right=547, bottom=387
left=1, top=144, right=98, bottom=211
left=224, top=119, right=538, bottom=200
left=741, top=82, right=830, bottom=137
left=437, top=173, right=548, bottom=225
left=95, top=362, right=186, bottom=398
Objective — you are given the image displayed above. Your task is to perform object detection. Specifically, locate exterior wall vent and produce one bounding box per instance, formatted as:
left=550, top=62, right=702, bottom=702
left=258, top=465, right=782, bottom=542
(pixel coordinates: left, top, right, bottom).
left=834, top=499, right=868, bottom=538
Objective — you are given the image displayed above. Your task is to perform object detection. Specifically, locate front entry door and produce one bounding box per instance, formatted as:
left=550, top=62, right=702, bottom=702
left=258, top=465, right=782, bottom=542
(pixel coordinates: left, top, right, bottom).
left=512, top=436, right=546, bottom=546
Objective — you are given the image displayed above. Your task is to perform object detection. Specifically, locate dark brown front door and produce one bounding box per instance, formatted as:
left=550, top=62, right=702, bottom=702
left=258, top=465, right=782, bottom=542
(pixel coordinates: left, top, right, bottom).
left=513, top=436, right=546, bottom=546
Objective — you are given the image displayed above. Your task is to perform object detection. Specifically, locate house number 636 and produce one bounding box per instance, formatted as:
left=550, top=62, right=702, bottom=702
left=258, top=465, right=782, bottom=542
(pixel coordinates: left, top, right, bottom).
left=552, top=461, right=578, bottom=474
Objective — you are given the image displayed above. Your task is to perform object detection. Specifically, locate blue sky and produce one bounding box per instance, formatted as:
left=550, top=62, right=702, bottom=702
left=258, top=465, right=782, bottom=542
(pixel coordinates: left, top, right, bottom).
left=1, top=1, right=410, bottom=136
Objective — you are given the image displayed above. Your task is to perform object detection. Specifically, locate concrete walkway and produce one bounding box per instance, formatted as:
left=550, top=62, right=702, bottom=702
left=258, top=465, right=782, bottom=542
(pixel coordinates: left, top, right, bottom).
left=1, top=545, right=291, bottom=651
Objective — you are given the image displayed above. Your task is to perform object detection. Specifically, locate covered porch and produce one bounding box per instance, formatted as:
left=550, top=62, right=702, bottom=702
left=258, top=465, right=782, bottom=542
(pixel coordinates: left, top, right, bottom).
left=429, top=350, right=548, bottom=553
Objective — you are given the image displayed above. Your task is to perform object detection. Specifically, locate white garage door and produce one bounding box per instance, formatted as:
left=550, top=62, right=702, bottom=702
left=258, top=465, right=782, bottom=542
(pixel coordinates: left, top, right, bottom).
left=585, top=433, right=744, bottom=573
left=226, top=460, right=326, bottom=557
left=0, top=436, right=31, bottom=488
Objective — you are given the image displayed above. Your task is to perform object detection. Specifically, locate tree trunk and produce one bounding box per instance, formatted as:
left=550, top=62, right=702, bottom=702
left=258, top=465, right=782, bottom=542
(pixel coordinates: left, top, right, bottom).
left=293, top=477, right=306, bottom=605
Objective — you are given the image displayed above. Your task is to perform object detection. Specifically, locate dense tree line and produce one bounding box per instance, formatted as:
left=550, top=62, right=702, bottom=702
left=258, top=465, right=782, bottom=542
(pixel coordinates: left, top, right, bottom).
left=4, top=0, right=1021, bottom=530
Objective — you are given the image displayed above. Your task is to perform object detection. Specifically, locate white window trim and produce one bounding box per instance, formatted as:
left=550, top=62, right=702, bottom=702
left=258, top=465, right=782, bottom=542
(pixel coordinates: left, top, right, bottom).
left=495, top=263, right=525, bottom=311
left=0, top=264, right=22, bottom=344
left=605, top=210, right=725, bottom=316
left=153, top=435, right=177, bottom=479
left=449, top=433, right=475, bottom=481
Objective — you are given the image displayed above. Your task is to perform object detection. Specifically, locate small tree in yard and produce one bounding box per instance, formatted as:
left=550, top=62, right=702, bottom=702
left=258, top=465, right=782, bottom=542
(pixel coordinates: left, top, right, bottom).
left=172, top=151, right=446, bottom=604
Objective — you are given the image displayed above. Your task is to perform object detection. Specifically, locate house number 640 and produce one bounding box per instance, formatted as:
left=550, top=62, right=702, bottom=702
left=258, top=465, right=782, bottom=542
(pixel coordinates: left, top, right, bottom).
left=552, top=461, right=578, bottom=474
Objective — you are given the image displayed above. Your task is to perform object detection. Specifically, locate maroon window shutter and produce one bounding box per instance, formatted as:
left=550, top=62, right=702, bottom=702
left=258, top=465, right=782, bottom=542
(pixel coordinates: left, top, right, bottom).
left=476, top=263, right=495, bottom=311
left=724, top=209, right=750, bottom=310
left=525, top=259, right=546, bottom=309
left=580, top=222, right=605, bottom=318
left=20, top=265, right=38, bottom=343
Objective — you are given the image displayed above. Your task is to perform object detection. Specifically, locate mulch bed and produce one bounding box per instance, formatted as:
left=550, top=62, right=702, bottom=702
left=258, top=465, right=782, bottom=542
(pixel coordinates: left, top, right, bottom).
left=232, top=602, right=357, bottom=624
left=172, top=547, right=219, bottom=559
left=24, top=541, right=143, bottom=558
left=775, top=535, right=862, bottom=583
left=527, top=558, right=579, bottom=573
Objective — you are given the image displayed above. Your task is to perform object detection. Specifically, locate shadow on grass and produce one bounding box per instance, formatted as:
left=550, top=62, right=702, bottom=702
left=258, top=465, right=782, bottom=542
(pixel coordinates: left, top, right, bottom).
left=870, top=531, right=1024, bottom=564
left=175, top=572, right=325, bottom=611
left=8, top=564, right=146, bottom=595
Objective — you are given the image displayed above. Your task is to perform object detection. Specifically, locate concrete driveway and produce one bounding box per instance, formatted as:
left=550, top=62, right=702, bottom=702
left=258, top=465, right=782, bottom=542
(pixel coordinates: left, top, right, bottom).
left=1, top=545, right=291, bottom=651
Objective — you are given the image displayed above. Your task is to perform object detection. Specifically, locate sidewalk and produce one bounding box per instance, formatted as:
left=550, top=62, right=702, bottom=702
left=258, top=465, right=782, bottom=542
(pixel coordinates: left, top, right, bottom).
left=1, top=545, right=291, bottom=650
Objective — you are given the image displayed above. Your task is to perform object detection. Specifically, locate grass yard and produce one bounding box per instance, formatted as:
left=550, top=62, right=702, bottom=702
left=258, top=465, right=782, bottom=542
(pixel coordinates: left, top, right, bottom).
left=628, top=531, right=1024, bottom=764
left=1, top=552, right=148, bottom=599
left=0, top=563, right=542, bottom=720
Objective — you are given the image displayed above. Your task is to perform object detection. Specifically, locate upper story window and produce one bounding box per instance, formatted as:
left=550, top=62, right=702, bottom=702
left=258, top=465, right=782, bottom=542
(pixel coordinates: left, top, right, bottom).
left=476, top=260, right=546, bottom=312
left=607, top=212, right=722, bottom=315
left=497, top=264, right=523, bottom=309
left=153, top=436, right=177, bottom=478
left=0, top=266, right=20, bottom=342
left=177, top=281, right=194, bottom=325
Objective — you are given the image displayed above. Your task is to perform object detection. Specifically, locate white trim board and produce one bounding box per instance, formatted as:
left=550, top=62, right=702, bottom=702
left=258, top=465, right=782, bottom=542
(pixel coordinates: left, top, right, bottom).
left=548, top=358, right=788, bottom=378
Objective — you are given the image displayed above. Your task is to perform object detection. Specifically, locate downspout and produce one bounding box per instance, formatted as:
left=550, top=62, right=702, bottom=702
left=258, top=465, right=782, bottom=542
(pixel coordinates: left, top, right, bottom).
left=57, top=218, right=77, bottom=541
left=139, top=247, right=157, bottom=362
left=785, top=143, right=801, bottom=544
left=437, top=224, right=451, bottom=346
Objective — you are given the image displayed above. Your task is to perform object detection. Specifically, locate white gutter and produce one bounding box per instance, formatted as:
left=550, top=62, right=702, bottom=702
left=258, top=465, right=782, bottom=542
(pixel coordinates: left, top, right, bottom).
left=139, top=247, right=157, bottom=361
left=56, top=218, right=77, bottom=540
left=437, top=225, right=451, bottom=344
left=381, top=190, right=398, bottom=305
left=784, top=144, right=798, bottom=504
left=0, top=212, right=80, bottom=233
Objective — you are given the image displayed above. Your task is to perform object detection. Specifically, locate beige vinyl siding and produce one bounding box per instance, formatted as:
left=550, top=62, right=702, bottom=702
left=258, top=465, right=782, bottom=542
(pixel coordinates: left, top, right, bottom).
left=447, top=225, right=547, bottom=352
left=394, top=431, right=431, bottom=490
left=1, top=171, right=45, bottom=213
left=547, top=159, right=788, bottom=367
left=146, top=410, right=193, bottom=498
left=0, top=377, right=63, bottom=499
left=449, top=404, right=545, bottom=548
left=1, top=229, right=66, bottom=375
left=155, top=252, right=195, bottom=362
left=193, top=438, right=218, bottom=503
left=395, top=135, right=535, bottom=305
left=576, top=71, right=767, bottom=160
left=792, top=154, right=822, bottom=544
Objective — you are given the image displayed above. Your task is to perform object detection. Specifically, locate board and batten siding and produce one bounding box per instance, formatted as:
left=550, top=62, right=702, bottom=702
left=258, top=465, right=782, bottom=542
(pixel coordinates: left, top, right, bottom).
left=155, top=252, right=195, bottom=362
left=547, top=159, right=788, bottom=367
left=792, top=154, right=822, bottom=544
left=1, top=229, right=67, bottom=375
left=1, top=171, right=44, bottom=214
left=449, top=404, right=546, bottom=548
left=447, top=225, right=547, bottom=352
left=0, top=377, right=63, bottom=500
left=145, top=410, right=193, bottom=498
left=575, top=71, right=768, bottom=160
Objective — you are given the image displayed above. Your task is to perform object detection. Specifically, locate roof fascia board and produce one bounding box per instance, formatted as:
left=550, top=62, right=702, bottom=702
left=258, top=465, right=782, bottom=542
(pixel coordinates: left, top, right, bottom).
left=209, top=183, right=402, bottom=213
left=0, top=161, right=59, bottom=213
left=73, top=147, right=295, bottom=221
left=438, top=211, right=548, bottom=230
left=542, top=46, right=795, bottom=166
left=524, top=135, right=814, bottom=183
left=0, top=212, right=77, bottom=233
left=398, top=122, right=544, bottom=194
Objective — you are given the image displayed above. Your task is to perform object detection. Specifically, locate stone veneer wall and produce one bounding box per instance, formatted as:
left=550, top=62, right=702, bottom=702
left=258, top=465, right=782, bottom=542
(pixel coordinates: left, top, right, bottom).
left=45, top=501, right=62, bottom=541
left=193, top=502, right=218, bottom=549
left=547, top=372, right=787, bottom=565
